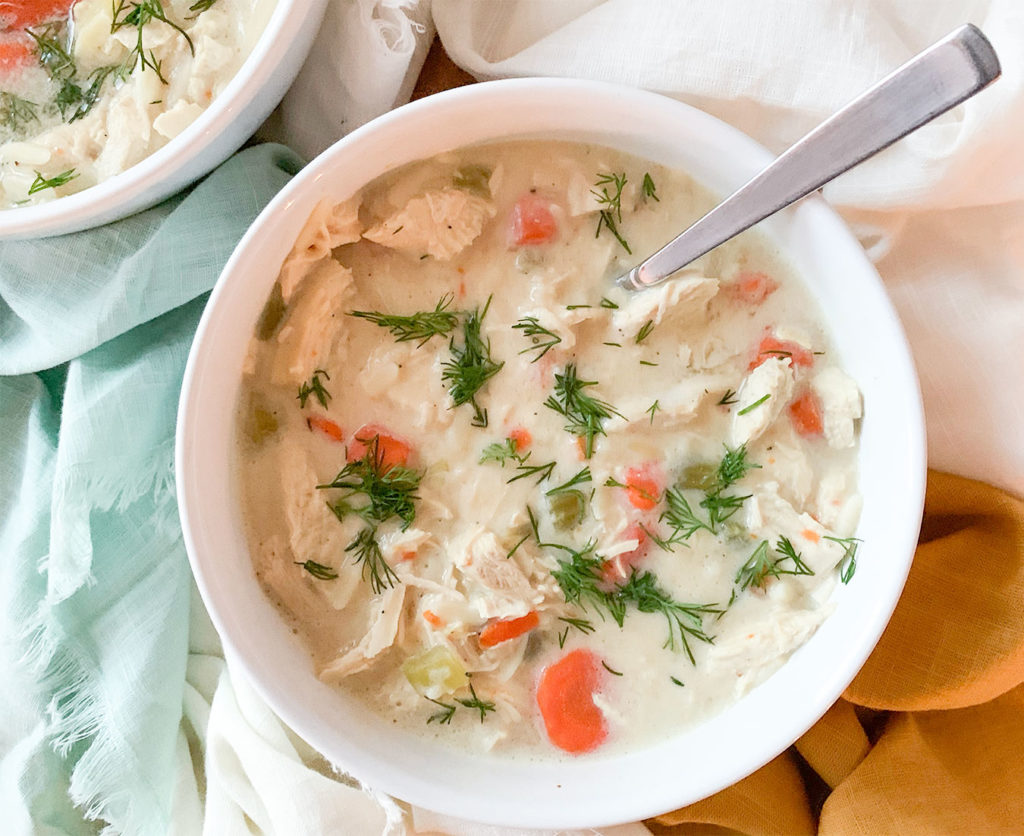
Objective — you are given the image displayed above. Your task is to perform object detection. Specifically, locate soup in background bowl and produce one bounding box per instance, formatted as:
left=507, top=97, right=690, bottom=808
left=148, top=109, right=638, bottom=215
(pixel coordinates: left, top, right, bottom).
left=176, top=79, right=925, bottom=829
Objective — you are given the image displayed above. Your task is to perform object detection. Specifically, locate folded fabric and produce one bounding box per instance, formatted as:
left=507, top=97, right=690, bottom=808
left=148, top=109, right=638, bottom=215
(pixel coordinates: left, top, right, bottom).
left=0, top=144, right=303, bottom=836
left=652, top=472, right=1024, bottom=834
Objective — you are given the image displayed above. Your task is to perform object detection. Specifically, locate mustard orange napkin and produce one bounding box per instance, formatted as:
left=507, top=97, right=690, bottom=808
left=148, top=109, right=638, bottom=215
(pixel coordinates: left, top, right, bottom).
left=651, top=471, right=1024, bottom=834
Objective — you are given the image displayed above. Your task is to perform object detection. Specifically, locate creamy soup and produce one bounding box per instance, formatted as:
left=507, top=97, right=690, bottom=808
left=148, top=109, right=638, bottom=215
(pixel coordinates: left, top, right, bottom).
left=0, top=0, right=275, bottom=208
left=236, top=141, right=863, bottom=757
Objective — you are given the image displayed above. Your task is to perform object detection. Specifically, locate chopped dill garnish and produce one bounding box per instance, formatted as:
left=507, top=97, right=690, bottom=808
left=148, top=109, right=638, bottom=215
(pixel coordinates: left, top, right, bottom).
left=297, top=368, right=331, bottom=409
left=111, top=0, right=195, bottom=84
left=645, top=400, right=661, bottom=424
left=716, top=442, right=760, bottom=490
left=639, top=360, right=658, bottom=367
left=479, top=437, right=527, bottom=466
left=0, top=93, right=39, bottom=133
left=512, top=316, right=561, bottom=362
left=602, top=661, right=624, bottom=676
left=545, top=467, right=592, bottom=497
left=507, top=458, right=556, bottom=485
left=736, top=393, right=771, bottom=416
left=506, top=531, right=530, bottom=559
left=642, top=172, right=660, bottom=202
left=426, top=698, right=456, bottom=725
left=600, top=297, right=619, bottom=309
left=824, top=535, right=861, bottom=584
left=592, top=171, right=632, bottom=254
left=609, top=571, right=722, bottom=664
left=659, top=488, right=713, bottom=545
left=558, top=615, right=595, bottom=634
left=455, top=683, right=496, bottom=722
left=27, top=169, right=78, bottom=195
left=603, top=341, right=622, bottom=348
left=717, top=389, right=739, bottom=406
left=442, top=296, right=503, bottom=427
left=343, top=528, right=399, bottom=595
left=670, top=676, right=685, bottom=687
left=349, top=293, right=459, bottom=346
left=544, top=363, right=623, bottom=458
left=26, top=24, right=75, bottom=81
left=294, top=560, right=338, bottom=580
left=550, top=540, right=621, bottom=622
left=735, top=537, right=814, bottom=591
left=188, top=0, right=220, bottom=12
left=635, top=320, right=655, bottom=343
left=566, top=304, right=592, bottom=310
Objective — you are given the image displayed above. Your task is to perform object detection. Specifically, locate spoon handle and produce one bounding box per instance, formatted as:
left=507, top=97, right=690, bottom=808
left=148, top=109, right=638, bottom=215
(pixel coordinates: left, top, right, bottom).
left=617, top=23, right=1000, bottom=292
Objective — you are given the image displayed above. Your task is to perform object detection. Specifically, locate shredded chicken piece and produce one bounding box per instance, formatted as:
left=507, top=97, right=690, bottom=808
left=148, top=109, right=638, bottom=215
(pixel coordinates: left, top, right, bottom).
left=363, top=188, right=496, bottom=260
left=279, top=197, right=362, bottom=302
left=319, top=586, right=407, bottom=681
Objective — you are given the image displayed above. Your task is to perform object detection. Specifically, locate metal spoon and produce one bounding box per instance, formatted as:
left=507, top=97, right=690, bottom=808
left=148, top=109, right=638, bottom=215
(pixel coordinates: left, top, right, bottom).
left=616, top=23, right=1001, bottom=292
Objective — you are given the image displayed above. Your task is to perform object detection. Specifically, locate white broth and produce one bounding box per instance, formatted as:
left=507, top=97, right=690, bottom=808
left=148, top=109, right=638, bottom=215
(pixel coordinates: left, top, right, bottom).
left=235, top=141, right=863, bottom=757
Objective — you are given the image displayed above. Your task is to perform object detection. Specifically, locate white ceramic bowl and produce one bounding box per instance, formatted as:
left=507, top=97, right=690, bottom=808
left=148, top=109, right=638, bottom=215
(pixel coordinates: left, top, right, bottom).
left=176, top=79, right=926, bottom=829
left=0, top=0, right=327, bottom=240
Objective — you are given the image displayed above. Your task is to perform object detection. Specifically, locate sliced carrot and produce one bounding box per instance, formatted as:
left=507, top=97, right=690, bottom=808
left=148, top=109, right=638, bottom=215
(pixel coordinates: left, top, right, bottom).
left=1, top=0, right=74, bottom=30
left=536, top=649, right=607, bottom=754
left=348, top=424, right=412, bottom=471
left=623, top=466, right=660, bottom=511
left=788, top=391, right=824, bottom=437
left=479, top=611, right=539, bottom=648
left=801, top=528, right=821, bottom=544
left=508, top=427, right=532, bottom=452
left=422, top=610, right=444, bottom=628
left=0, top=36, right=32, bottom=72
left=574, top=436, right=587, bottom=461
left=730, top=271, right=779, bottom=305
left=510, top=193, right=558, bottom=246
left=750, top=330, right=814, bottom=371
left=306, top=415, right=344, bottom=442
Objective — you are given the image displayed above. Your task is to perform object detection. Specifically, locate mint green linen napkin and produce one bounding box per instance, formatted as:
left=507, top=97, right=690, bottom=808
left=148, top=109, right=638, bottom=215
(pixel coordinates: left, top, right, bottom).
left=0, top=144, right=303, bottom=835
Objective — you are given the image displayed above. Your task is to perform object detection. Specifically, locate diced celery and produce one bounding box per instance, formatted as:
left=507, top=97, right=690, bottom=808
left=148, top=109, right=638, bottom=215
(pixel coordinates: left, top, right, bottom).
left=680, top=462, right=717, bottom=492
left=548, top=491, right=585, bottom=530
left=402, top=645, right=468, bottom=697
left=452, top=164, right=492, bottom=197
left=248, top=407, right=278, bottom=444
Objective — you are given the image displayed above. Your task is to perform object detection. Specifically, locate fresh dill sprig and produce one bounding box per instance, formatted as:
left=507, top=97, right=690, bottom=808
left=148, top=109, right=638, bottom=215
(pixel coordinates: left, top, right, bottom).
left=26, top=24, right=75, bottom=81
left=635, top=320, right=655, bottom=343
left=27, top=169, right=78, bottom=195
left=735, top=537, right=814, bottom=592
left=717, top=389, right=739, bottom=406
left=349, top=293, right=459, bottom=347
left=294, top=560, right=338, bottom=580
left=507, top=458, right=556, bottom=485
left=188, top=0, right=220, bottom=13
left=659, top=487, right=713, bottom=545
left=426, top=697, right=456, bottom=724
left=592, top=172, right=632, bottom=254
left=599, top=297, right=619, bottom=309
left=699, top=491, right=751, bottom=529
left=645, top=400, right=661, bottom=425
left=320, top=436, right=421, bottom=530
left=602, top=661, right=624, bottom=676
left=824, top=535, right=861, bottom=584
left=544, top=363, right=623, bottom=458
left=716, top=443, right=760, bottom=490
left=642, top=172, right=660, bottom=202
left=297, top=368, right=331, bottom=409
left=0, top=93, right=39, bottom=134
left=558, top=615, right=595, bottom=634
left=343, top=527, right=399, bottom=595
left=479, top=437, right=527, bottom=467
left=442, top=295, right=504, bottom=427
left=512, top=316, right=561, bottom=362
left=610, top=570, right=722, bottom=664
left=550, top=540, right=622, bottom=622
left=65, top=64, right=130, bottom=122
left=545, top=467, right=592, bottom=497
left=455, top=682, right=496, bottom=722
left=736, top=393, right=771, bottom=416
left=111, top=0, right=195, bottom=84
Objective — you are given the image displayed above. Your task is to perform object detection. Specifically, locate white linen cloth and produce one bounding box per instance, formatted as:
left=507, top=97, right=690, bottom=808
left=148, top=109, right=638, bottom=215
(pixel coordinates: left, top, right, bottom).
left=192, top=1, right=1024, bottom=834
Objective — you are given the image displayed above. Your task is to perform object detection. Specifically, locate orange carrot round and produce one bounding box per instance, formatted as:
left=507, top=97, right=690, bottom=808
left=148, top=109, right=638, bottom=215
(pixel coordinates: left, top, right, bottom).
left=536, top=648, right=607, bottom=754
left=624, top=466, right=660, bottom=511
left=510, top=193, right=558, bottom=246
left=508, top=427, right=532, bottom=453
left=1, top=0, right=74, bottom=31
left=479, top=611, right=539, bottom=648
left=730, top=271, right=779, bottom=305
left=750, top=331, right=814, bottom=371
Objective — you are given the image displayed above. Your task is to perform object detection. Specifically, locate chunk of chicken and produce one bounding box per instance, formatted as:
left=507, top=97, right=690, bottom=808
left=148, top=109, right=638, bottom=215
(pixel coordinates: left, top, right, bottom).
left=730, top=357, right=795, bottom=446
left=271, top=259, right=354, bottom=386
left=363, top=188, right=496, bottom=260
left=812, top=367, right=863, bottom=449
left=455, top=530, right=546, bottom=620
left=611, top=275, right=719, bottom=337
left=319, top=586, right=406, bottom=681
left=279, top=197, right=362, bottom=302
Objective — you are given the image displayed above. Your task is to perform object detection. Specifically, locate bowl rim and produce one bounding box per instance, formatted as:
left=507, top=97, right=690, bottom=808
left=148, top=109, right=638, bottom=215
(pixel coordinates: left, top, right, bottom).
left=176, top=77, right=927, bottom=829
left=0, top=0, right=325, bottom=239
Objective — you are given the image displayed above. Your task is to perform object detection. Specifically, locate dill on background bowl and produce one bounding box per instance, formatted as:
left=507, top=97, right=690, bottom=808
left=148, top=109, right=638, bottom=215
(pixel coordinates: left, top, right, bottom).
left=0, top=0, right=327, bottom=239
left=176, top=79, right=926, bottom=829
